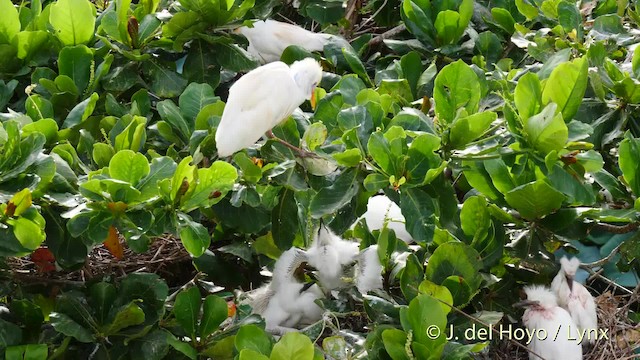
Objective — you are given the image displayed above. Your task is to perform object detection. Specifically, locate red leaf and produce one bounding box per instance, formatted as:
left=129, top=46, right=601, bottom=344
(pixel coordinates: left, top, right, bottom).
left=31, top=248, right=56, bottom=273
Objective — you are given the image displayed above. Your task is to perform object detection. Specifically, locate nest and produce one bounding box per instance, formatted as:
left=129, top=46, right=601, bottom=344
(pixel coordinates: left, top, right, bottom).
left=481, top=285, right=640, bottom=360
left=6, top=234, right=195, bottom=288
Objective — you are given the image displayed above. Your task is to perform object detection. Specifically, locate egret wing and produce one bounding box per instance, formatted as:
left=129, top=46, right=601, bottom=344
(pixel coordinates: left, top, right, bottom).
left=215, top=62, right=304, bottom=157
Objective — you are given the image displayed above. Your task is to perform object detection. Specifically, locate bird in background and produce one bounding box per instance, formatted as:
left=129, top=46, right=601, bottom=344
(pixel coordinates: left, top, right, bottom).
left=246, top=247, right=324, bottom=335
left=306, top=224, right=384, bottom=295
left=354, top=195, right=414, bottom=243
left=306, top=223, right=361, bottom=293
left=215, top=58, right=323, bottom=158
left=551, top=256, right=598, bottom=345
left=515, top=285, right=583, bottom=360
left=234, top=19, right=340, bottom=63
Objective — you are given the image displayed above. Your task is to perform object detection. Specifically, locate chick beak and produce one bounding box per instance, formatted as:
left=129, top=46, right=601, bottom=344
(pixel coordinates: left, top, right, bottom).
left=310, top=88, right=317, bottom=110
left=513, top=300, right=538, bottom=308
left=566, top=274, right=574, bottom=292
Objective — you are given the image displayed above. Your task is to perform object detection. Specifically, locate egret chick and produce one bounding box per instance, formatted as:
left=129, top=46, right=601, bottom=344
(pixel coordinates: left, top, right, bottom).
left=515, top=285, right=582, bottom=360
left=353, top=195, right=414, bottom=243
left=248, top=247, right=324, bottom=335
left=235, top=19, right=338, bottom=63
left=354, top=245, right=384, bottom=294
left=306, top=224, right=360, bottom=292
left=551, top=256, right=598, bottom=344
left=215, top=58, right=322, bottom=158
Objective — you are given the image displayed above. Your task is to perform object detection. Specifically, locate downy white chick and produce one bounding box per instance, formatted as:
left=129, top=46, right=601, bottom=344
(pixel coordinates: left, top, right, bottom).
left=354, top=195, right=414, bottom=243
left=354, top=245, right=384, bottom=294
left=551, top=256, right=598, bottom=345
left=234, top=19, right=339, bottom=63
left=248, top=247, right=324, bottom=335
left=515, top=285, right=583, bottom=360
left=306, top=224, right=361, bottom=292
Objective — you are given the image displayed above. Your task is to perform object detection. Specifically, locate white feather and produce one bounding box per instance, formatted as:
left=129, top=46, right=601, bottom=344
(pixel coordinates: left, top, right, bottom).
left=306, top=225, right=360, bottom=292
left=236, top=20, right=336, bottom=63
left=355, top=245, right=384, bottom=294
left=551, top=256, right=598, bottom=344
left=215, top=59, right=322, bottom=157
left=354, top=195, right=414, bottom=243
left=520, top=285, right=583, bottom=360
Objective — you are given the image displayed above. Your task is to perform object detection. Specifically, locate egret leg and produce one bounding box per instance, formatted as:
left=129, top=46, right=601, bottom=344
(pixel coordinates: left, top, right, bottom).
left=266, top=130, right=319, bottom=158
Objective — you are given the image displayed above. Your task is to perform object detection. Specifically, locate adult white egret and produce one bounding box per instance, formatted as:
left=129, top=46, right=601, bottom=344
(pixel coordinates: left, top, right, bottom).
left=215, top=58, right=323, bottom=158
left=235, top=19, right=336, bottom=63
left=515, top=285, right=583, bottom=360
left=551, top=256, right=598, bottom=345
left=355, top=195, right=414, bottom=243
left=247, top=247, right=324, bottom=334
left=306, top=224, right=361, bottom=292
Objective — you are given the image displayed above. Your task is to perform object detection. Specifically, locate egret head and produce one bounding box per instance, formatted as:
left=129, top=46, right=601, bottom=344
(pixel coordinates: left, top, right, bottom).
left=560, top=256, right=580, bottom=291
left=272, top=247, right=310, bottom=286
left=514, top=285, right=559, bottom=311
left=290, top=58, right=323, bottom=103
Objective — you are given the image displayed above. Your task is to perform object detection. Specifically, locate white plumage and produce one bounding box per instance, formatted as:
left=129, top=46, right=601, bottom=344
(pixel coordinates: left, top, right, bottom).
left=551, top=256, right=598, bottom=345
left=354, top=245, right=384, bottom=294
left=354, top=195, right=414, bottom=243
left=235, top=19, right=336, bottom=63
left=516, top=285, right=583, bottom=360
left=215, top=58, right=322, bottom=157
left=247, top=247, right=324, bottom=335
left=306, top=224, right=361, bottom=292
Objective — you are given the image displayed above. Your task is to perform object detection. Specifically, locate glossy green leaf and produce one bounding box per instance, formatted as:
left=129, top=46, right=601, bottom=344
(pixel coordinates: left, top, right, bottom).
left=235, top=324, right=272, bottom=355
left=178, top=214, right=210, bottom=257
left=619, top=132, right=640, bottom=196
left=504, top=180, right=566, bottom=220
left=524, top=102, right=568, bottom=154
left=434, top=60, right=481, bottom=124
left=514, top=72, right=542, bottom=121
left=173, top=287, right=200, bottom=337
left=270, top=332, right=314, bottom=360
left=200, top=295, right=228, bottom=338
left=109, top=150, right=150, bottom=186
left=49, top=313, right=94, bottom=343
left=460, top=196, right=490, bottom=237
left=541, top=57, right=588, bottom=122
left=106, top=302, right=146, bottom=335
left=449, top=111, right=497, bottom=149
left=49, top=0, right=96, bottom=45
left=425, top=242, right=482, bottom=305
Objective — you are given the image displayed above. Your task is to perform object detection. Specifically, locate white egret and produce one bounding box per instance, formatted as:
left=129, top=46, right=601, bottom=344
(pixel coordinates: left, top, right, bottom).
left=354, top=245, right=384, bottom=294
left=515, top=285, right=583, bottom=360
left=306, top=224, right=361, bottom=292
left=551, top=256, right=598, bottom=345
left=247, top=247, right=324, bottom=334
left=235, top=19, right=337, bottom=63
left=353, top=195, right=414, bottom=243
left=215, top=58, right=323, bottom=158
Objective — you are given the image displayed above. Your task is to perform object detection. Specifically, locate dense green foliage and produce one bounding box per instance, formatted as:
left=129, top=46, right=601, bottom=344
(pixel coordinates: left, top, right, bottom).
left=1, top=0, right=640, bottom=358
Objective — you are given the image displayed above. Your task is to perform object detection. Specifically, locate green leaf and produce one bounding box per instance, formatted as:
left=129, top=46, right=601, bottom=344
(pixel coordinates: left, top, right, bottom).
left=106, top=302, right=146, bottom=335
left=515, top=0, right=538, bottom=20
left=180, top=161, right=238, bottom=212
left=0, top=0, right=20, bottom=44
left=435, top=10, right=461, bottom=45
left=342, top=45, right=373, bottom=86
left=619, top=132, right=640, bottom=196
left=13, top=30, right=49, bottom=60
left=400, top=188, right=437, bottom=243
left=310, top=168, right=361, bottom=218
left=8, top=217, right=45, bottom=250
left=434, top=60, right=481, bottom=124
left=178, top=213, right=210, bottom=257
left=418, top=280, right=454, bottom=314
left=541, top=57, right=588, bottom=122
left=109, top=150, right=150, bottom=186
left=400, top=253, right=424, bottom=301
left=504, top=180, right=566, bottom=220
left=200, top=295, right=228, bottom=338
left=272, top=188, right=299, bottom=250
left=5, top=344, right=48, bottom=360
left=49, top=313, right=94, bottom=343
left=381, top=329, right=410, bottom=360
left=58, top=45, right=93, bottom=94
left=235, top=324, right=272, bottom=355
left=524, top=102, right=568, bottom=154
left=89, top=282, right=116, bottom=324
left=173, top=287, right=200, bottom=337
left=270, top=332, right=314, bottom=360
left=239, top=349, right=270, bottom=360
left=404, top=294, right=448, bottom=351
left=491, top=8, right=515, bottom=34
left=179, top=83, right=217, bottom=122
left=449, top=111, right=497, bottom=149
left=49, top=0, right=96, bottom=46
left=322, top=336, right=348, bottom=360
left=62, top=92, right=99, bottom=128
left=514, top=72, right=542, bottom=121
left=425, top=242, right=482, bottom=305
left=460, top=196, right=490, bottom=237
left=166, top=331, right=198, bottom=360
